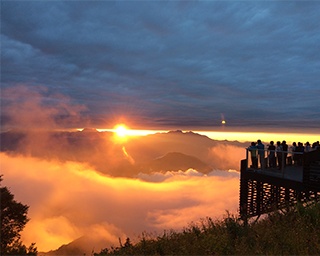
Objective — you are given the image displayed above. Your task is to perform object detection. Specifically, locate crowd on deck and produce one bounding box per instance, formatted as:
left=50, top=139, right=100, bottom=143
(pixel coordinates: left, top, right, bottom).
left=248, top=139, right=320, bottom=169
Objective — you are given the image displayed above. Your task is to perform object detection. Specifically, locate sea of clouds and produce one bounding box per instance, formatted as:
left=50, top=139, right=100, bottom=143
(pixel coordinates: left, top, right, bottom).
left=1, top=153, right=240, bottom=252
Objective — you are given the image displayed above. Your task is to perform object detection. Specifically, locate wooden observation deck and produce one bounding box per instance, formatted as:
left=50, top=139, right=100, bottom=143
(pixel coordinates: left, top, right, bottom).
left=239, top=148, right=320, bottom=220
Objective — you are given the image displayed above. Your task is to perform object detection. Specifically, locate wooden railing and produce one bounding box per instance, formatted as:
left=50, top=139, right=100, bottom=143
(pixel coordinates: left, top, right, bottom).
left=244, top=147, right=320, bottom=181
left=239, top=148, right=320, bottom=220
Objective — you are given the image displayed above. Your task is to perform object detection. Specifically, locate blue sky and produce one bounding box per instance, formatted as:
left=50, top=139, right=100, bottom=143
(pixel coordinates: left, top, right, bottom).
left=1, top=1, right=320, bottom=130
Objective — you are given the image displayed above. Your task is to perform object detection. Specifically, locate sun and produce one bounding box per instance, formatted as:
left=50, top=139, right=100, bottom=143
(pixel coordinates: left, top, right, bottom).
left=114, top=124, right=129, bottom=138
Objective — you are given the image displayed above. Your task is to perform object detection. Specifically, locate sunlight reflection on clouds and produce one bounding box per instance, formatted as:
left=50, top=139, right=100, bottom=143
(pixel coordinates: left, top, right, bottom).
left=1, top=153, right=239, bottom=252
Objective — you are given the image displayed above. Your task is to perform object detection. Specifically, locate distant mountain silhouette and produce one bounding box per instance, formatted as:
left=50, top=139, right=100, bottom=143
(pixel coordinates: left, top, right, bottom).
left=0, top=129, right=246, bottom=177
left=39, top=235, right=110, bottom=256
left=144, top=152, right=211, bottom=173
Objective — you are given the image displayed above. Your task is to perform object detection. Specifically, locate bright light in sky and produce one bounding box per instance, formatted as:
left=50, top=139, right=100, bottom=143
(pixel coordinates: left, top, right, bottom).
left=107, top=124, right=167, bottom=143
left=96, top=128, right=167, bottom=137
left=114, top=124, right=128, bottom=137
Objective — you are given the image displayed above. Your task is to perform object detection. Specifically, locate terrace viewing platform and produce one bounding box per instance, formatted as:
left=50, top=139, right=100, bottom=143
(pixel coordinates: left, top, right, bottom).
left=239, top=147, right=320, bottom=220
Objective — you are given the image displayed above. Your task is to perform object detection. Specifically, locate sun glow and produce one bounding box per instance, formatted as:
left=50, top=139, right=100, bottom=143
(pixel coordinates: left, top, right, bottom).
left=114, top=124, right=128, bottom=138
left=112, top=124, right=131, bottom=143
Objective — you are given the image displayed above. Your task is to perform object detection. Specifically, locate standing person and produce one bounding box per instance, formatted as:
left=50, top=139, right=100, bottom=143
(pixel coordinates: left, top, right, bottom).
left=248, top=142, right=258, bottom=169
left=257, top=139, right=265, bottom=169
left=312, top=141, right=320, bottom=150
left=276, top=141, right=283, bottom=170
left=305, top=142, right=311, bottom=152
left=282, top=140, right=288, bottom=167
left=296, top=142, right=305, bottom=166
left=268, top=141, right=276, bottom=168
left=291, top=142, right=297, bottom=165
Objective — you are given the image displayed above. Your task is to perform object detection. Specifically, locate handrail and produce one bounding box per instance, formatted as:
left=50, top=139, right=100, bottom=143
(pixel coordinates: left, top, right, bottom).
left=246, top=147, right=305, bottom=154
left=245, top=148, right=307, bottom=178
left=244, top=147, right=320, bottom=181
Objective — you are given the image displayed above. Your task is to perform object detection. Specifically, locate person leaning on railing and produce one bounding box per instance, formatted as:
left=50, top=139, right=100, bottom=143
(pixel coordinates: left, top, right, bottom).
left=282, top=140, right=288, bottom=167
left=296, top=142, right=305, bottom=166
left=291, top=142, right=297, bottom=165
left=312, top=141, right=320, bottom=149
left=276, top=141, right=283, bottom=169
left=248, top=142, right=258, bottom=169
left=305, top=142, right=311, bottom=152
left=257, top=139, right=265, bottom=168
left=267, top=141, right=276, bottom=168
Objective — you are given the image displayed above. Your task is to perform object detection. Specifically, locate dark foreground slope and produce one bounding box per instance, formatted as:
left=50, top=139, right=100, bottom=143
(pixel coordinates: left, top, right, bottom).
left=94, top=202, right=320, bottom=255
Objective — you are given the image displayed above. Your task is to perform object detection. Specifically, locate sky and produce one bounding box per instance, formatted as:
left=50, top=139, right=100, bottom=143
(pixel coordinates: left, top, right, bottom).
left=1, top=2, right=319, bottom=252
left=1, top=1, right=320, bottom=131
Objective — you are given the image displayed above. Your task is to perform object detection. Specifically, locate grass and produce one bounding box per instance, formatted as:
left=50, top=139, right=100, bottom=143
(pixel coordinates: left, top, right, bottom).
left=94, top=202, right=320, bottom=255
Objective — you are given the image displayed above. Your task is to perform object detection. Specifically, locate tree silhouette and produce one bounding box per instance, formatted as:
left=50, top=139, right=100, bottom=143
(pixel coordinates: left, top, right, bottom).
left=0, top=176, right=37, bottom=255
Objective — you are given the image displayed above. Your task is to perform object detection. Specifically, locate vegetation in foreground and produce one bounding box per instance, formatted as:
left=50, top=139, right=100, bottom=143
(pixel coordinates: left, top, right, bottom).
left=95, top=202, right=320, bottom=255
left=0, top=176, right=37, bottom=255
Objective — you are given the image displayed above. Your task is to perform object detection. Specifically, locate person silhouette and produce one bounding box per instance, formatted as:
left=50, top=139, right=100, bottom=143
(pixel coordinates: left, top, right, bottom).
left=276, top=141, right=283, bottom=170
left=257, top=139, right=265, bottom=169
left=268, top=141, right=276, bottom=168
left=291, top=142, right=297, bottom=165
left=305, top=142, right=311, bottom=152
left=282, top=140, right=288, bottom=167
left=296, top=142, right=304, bottom=165
left=248, top=142, right=258, bottom=169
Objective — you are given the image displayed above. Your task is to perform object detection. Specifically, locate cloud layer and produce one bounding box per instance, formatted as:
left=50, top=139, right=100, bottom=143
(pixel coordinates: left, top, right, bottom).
left=1, top=85, right=87, bottom=130
left=1, top=1, right=320, bottom=129
left=1, top=153, right=240, bottom=253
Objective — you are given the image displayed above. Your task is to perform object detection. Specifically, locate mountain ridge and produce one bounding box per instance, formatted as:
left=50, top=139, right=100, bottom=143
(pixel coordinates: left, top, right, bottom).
left=0, top=129, right=246, bottom=177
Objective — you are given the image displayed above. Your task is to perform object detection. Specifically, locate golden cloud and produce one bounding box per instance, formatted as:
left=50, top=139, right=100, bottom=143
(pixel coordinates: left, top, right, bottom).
left=1, top=153, right=240, bottom=253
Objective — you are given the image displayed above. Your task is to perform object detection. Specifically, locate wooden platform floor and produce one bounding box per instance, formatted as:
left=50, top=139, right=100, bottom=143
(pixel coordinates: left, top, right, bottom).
left=248, top=165, right=303, bottom=182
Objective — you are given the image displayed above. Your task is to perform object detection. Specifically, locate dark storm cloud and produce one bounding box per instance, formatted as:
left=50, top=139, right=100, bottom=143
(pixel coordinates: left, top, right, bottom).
left=1, top=1, right=320, bottom=129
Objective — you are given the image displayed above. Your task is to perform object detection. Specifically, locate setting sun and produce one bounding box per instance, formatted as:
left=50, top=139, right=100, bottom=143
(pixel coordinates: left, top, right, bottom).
left=114, top=124, right=128, bottom=138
